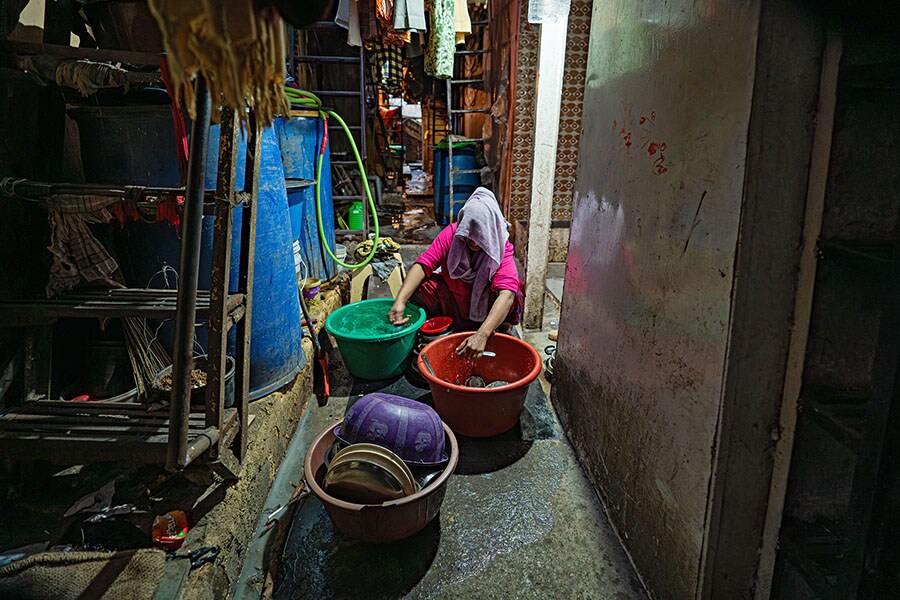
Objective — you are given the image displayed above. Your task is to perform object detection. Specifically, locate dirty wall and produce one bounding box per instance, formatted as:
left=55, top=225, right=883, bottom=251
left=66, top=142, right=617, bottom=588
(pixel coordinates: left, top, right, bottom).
left=552, top=1, right=762, bottom=598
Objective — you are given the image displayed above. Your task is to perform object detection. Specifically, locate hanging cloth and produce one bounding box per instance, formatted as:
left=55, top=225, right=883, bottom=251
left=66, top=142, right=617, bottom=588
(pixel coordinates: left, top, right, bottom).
left=393, top=0, right=426, bottom=32
left=372, top=42, right=404, bottom=96
left=425, top=0, right=455, bottom=79
left=454, top=0, right=471, bottom=45
left=335, top=0, right=363, bottom=46
left=375, top=0, right=411, bottom=45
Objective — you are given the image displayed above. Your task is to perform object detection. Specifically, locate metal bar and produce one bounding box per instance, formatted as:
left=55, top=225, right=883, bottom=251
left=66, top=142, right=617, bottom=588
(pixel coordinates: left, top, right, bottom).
left=450, top=108, right=491, bottom=114
left=446, top=79, right=454, bottom=221
left=359, top=44, right=369, bottom=239
left=308, top=90, right=361, bottom=97
left=294, top=55, right=360, bottom=64
left=1, top=41, right=162, bottom=66
left=450, top=79, right=485, bottom=85
left=455, top=50, right=490, bottom=56
left=205, top=108, right=238, bottom=457
left=183, top=426, right=221, bottom=467
left=167, top=76, right=211, bottom=472
left=234, top=113, right=260, bottom=462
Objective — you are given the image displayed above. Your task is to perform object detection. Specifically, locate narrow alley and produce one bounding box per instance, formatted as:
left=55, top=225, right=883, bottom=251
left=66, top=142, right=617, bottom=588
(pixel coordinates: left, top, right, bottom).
left=1, top=1, right=900, bottom=600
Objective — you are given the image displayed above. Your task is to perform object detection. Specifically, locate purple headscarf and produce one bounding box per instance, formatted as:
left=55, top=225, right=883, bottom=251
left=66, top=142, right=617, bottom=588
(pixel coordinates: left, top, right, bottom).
left=447, top=187, right=510, bottom=322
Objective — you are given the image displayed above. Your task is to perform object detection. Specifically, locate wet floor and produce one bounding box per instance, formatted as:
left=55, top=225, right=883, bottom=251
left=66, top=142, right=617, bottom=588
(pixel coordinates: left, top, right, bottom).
left=271, top=365, right=647, bottom=599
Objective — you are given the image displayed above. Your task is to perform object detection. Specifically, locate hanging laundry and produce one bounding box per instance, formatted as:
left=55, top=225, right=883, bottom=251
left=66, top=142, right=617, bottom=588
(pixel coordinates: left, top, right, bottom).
left=146, top=0, right=289, bottom=126
left=42, top=195, right=124, bottom=297
left=393, top=0, right=426, bottom=32
left=375, top=0, right=411, bottom=45
left=335, top=0, right=362, bottom=46
left=372, top=42, right=404, bottom=96
left=454, top=0, right=472, bottom=45
left=425, top=0, right=455, bottom=79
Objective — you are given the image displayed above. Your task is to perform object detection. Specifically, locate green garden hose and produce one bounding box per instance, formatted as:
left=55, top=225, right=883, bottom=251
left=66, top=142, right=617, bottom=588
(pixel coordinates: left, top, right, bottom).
left=284, top=87, right=379, bottom=270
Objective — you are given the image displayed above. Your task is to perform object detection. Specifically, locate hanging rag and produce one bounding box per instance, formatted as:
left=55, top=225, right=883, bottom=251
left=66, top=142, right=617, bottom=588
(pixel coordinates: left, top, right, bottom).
left=454, top=0, right=472, bottom=45
left=335, top=0, right=362, bottom=46
left=42, top=195, right=124, bottom=298
left=393, top=0, right=426, bottom=32
left=446, top=187, right=510, bottom=322
left=425, top=0, right=455, bottom=79
left=145, top=0, right=289, bottom=127
left=54, top=60, right=128, bottom=96
left=375, top=0, right=410, bottom=45
left=372, top=42, right=404, bottom=95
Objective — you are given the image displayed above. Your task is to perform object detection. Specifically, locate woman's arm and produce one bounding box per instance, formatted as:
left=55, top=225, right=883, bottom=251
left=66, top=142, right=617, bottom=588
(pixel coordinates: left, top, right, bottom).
left=388, top=263, right=427, bottom=325
left=456, top=290, right=516, bottom=359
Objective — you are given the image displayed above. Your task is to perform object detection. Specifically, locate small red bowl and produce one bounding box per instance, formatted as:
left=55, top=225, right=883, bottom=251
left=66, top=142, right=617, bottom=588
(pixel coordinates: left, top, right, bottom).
left=421, top=316, right=453, bottom=336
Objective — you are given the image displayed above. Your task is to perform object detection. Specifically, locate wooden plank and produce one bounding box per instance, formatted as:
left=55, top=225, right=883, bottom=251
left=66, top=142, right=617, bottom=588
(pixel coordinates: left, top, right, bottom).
left=234, top=115, right=260, bottom=462
left=2, top=41, right=163, bottom=66
left=0, top=437, right=169, bottom=463
left=206, top=108, right=239, bottom=455
left=753, top=32, right=843, bottom=599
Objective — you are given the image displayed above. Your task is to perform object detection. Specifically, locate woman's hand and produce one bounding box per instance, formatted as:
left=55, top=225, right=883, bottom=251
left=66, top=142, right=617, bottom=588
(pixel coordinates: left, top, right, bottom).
left=388, top=300, right=409, bottom=325
left=457, top=331, right=489, bottom=360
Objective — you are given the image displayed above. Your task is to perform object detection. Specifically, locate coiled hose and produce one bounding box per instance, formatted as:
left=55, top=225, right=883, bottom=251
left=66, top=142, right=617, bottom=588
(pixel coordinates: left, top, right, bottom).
left=283, top=87, right=379, bottom=269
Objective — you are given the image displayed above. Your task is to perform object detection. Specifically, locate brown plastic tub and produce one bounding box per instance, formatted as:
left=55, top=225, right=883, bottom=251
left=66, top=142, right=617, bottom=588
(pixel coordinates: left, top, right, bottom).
left=304, top=419, right=459, bottom=543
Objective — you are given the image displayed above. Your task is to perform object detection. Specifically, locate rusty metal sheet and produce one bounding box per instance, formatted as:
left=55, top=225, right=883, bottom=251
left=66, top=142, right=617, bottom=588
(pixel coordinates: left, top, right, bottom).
left=553, top=1, right=761, bottom=598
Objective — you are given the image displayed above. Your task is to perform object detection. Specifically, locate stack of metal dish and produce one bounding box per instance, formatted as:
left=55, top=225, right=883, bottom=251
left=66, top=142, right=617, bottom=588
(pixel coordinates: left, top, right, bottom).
left=323, top=443, right=417, bottom=504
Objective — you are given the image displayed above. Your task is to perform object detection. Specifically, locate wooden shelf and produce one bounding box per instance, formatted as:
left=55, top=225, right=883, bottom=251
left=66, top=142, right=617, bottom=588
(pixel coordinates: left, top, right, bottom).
left=0, top=401, right=237, bottom=465
left=1, top=41, right=163, bottom=67
left=0, top=289, right=245, bottom=327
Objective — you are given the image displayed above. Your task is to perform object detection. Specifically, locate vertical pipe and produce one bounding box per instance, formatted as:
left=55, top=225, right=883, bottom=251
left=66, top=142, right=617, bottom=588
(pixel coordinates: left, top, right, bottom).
left=446, top=79, right=454, bottom=221
left=359, top=44, right=369, bottom=238
left=167, top=76, right=212, bottom=471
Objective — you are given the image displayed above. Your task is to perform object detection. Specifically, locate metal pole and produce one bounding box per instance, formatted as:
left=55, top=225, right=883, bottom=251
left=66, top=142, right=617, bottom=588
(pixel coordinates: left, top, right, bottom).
left=167, top=75, right=212, bottom=471
left=359, top=44, right=369, bottom=238
left=446, top=79, right=453, bottom=222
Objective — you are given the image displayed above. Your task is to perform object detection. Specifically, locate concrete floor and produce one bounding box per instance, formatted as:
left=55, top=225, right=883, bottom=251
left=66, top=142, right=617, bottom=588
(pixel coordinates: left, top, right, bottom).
left=258, top=245, right=645, bottom=599
left=271, top=355, right=645, bottom=599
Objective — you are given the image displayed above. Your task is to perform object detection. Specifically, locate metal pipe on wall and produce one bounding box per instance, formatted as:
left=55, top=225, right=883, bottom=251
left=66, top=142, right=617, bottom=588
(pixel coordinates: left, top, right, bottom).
left=167, top=75, right=212, bottom=471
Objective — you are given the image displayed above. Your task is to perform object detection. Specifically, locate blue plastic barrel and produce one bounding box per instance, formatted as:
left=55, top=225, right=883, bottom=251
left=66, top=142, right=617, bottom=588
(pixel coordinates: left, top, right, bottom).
left=275, top=115, right=336, bottom=281
left=205, top=125, right=305, bottom=400
left=72, top=103, right=304, bottom=400
left=433, top=143, right=479, bottom=225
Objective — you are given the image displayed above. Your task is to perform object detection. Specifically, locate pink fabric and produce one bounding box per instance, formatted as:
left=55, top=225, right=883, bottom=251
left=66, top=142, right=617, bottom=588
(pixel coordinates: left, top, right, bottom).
left=414, top=271, right=523, bottom=331
left=415, top=222, right=522, bottom=326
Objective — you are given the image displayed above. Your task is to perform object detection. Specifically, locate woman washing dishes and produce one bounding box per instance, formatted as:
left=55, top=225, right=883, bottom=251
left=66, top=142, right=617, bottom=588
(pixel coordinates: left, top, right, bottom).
left=389, top=188, right=524, bottom=359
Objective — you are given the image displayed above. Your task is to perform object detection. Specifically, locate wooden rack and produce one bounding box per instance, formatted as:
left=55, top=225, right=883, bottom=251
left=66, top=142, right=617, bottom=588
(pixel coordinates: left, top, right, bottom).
left=0, top=62, right=257, bottom=472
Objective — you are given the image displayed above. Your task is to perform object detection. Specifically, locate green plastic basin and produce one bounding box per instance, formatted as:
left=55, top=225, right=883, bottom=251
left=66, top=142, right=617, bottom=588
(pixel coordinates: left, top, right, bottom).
left=325, top=299, right=426, bottom=380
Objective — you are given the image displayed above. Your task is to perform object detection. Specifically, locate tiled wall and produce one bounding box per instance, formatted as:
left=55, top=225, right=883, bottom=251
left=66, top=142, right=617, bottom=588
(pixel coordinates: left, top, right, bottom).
left=507, top=0, right=591, bottom=224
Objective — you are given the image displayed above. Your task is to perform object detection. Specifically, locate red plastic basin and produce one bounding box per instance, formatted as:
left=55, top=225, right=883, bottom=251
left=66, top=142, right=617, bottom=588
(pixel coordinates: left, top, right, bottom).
left=417, top=333, right=542, bottom=437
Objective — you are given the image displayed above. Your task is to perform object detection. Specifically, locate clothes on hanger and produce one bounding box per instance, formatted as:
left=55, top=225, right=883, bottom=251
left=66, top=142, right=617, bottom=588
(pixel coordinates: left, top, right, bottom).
left=425, top=0, right=454, bottom=78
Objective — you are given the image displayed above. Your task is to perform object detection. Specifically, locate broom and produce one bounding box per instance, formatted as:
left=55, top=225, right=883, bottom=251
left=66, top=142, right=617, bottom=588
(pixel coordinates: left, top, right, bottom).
left=122, top=317, right=172, bottom=400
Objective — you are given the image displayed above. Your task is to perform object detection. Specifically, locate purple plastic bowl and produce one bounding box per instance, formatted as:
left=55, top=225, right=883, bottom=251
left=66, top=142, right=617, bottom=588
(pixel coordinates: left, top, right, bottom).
left=335, top=393, right=448, bottom=466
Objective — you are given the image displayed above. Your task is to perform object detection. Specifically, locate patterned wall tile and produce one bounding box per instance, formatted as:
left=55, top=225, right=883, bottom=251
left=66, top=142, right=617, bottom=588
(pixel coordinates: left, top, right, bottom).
left=507, top=0, right=591, bottom=223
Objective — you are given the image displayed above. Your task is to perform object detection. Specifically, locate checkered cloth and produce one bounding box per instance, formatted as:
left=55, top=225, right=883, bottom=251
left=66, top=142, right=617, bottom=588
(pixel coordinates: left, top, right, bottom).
left=42, top=194, right=123, bottom=298
left=372, top=42, right=404, bottom=96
